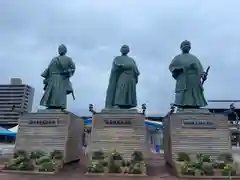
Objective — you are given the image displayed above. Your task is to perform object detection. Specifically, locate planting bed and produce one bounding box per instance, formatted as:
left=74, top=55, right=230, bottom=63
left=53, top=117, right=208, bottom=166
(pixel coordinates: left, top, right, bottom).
left=173, top=152, right=240, bottom=179
left=86, top=150, right=147, bottom=176
left=0, top=150, right=64, bottom=174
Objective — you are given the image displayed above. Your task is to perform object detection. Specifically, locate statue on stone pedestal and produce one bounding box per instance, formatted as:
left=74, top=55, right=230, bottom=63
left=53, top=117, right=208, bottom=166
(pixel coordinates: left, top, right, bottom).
left=169, top=40, right=208, bottom=109
left=105, top=45, right=140, bottom=109
left=40, top=44, right=76, bottom=110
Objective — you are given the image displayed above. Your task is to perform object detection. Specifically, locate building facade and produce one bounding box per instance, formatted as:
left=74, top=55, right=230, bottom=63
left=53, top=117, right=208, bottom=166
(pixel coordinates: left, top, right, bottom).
left=0, top=78, right=34, bottom=127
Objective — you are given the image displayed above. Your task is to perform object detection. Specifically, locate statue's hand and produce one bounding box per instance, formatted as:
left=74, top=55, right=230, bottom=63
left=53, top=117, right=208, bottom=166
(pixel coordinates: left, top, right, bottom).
left=201, top=72, right=207, bottom=81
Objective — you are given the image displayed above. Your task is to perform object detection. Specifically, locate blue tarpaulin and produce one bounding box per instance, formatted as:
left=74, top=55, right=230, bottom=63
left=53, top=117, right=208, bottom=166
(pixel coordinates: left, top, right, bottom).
left=0, top=127, right=16, bottom=137
left=84, top=119, right=92, bottom=125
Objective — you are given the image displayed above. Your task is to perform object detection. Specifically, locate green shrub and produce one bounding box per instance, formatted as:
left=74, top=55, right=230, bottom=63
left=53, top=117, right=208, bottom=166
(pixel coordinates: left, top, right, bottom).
left=92, top=150, right=105, bottom=160
left=131, top=151, right=144, bottom=162
left=88, top=161, right=104, bottom=173
left=111, top=150, right=122, bottom=161
left=101, top=160, right=108, bottom=167
left=177, top=152, right=190, bottom=162
left=214, top=160, right=226, bottom=169
left=183, top=168, right=195, bottom=175
left=50, top=150, right=63, bottom=160
left=16, top=161, right=34, bottom=171
left=108, top=163, right=122, bottom=173
left=202, top=154, right=211, bottom=162
left=39, top=161, right=55, bottom=172
left=194, top=160, right=203, bottom=169
left=196, top=153, right=203, bottom=160
left=121, top=160, right=126, bottom=167
left=126, top=160, right=131, bottom=167
left=202, top=163, right=214, bottom=175
left=128, top=163, right=142, bottom=174
left=36, top=156, right=51, bottom=165
left=180, top=161, right=188, bottom=174
left=30, top=151, right=45, bottom=159
left=11, top=156, right=25, bottom=165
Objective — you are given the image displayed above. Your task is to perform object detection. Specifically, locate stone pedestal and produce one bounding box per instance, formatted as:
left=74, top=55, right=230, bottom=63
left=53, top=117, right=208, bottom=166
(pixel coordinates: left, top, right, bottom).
left=88, top=108, right=147, bottom=160
left=164, top=108, right=231, bottom=166
left=15, top=109, right=84, bottom=163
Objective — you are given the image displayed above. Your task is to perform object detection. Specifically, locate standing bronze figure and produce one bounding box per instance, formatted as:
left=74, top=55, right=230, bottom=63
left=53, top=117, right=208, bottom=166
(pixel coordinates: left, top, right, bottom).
left=105, top=45, right=140, bottom=109
left=40, top=44, right=75, bottom=110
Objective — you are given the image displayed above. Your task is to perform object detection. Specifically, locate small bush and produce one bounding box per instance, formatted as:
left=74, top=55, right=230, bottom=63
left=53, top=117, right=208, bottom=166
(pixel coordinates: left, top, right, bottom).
left=108, top=163, right=122, bottom=173
left=50, top=150, right=63, bottom=160
left=202, top=163, right=214, bottom=175
left=111, top=150, right=122, bottom=161
left=30, top=151, right=45, bottom=159
left=131, top=151, right=143, bottom=162
left=177, top=152, right=190, bottom=162
left=11, top=156, right=25, bottom=165
left=101, top=160, right=108, bottom=167
left=39, top=161, right=55, bottom=172
left=194, top=160, right=203, bottom=169
left=121, top=160, right=126, bottom=167
left=214, top=160, right=226, bottom=169
left=128, top=163, right=142, bottom=174
left=16, top=161, right=34, bottom=171
left=202, top=154, right=211, bottom=162
left=89, top=161, right=104, bottom=173
left=36, top=156, right=51, bottom=165
left=126, top=160, right=131, bottom=167
left=183, top=168, right=195, bottom=175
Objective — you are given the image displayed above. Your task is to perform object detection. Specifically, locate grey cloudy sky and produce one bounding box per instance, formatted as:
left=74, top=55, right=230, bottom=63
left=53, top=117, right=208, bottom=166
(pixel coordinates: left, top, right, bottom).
left=0, top=0, right=239, bottom=115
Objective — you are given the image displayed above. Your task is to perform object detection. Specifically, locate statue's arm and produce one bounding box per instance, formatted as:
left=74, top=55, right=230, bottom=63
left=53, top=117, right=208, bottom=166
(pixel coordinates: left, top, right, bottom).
left=67, top=58, right=76, bottom=77
left=196, top=58, right=205, bottom=74
left=41, top=58, right=56, bottom=78
left=169, top=56, right=183, bottom=79
left=41, top=68, right=49, bottom=78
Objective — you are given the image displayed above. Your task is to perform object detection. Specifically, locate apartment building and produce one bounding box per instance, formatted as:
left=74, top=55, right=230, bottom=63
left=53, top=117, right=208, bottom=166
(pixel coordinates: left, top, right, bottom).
left=0, top=78, right=34, bottom=127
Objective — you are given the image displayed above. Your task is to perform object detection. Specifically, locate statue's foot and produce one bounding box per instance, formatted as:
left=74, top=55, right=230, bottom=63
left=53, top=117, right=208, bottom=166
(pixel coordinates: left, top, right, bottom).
left=118, top=105, right=133, bottom=109
left=176, top=105, right=200, bottom=109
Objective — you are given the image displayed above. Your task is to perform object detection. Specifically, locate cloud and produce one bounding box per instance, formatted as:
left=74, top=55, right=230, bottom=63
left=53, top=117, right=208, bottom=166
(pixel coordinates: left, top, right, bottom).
left=0, top=0, right=240, bottom=114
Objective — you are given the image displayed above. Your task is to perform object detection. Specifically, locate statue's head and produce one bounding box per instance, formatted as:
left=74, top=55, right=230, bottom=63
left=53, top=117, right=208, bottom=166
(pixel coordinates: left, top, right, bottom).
left=58, top=44, right=67, bottom=56
left=120, top=45, right=130, bottom=55
left=180, top=40, right=191, bottom=53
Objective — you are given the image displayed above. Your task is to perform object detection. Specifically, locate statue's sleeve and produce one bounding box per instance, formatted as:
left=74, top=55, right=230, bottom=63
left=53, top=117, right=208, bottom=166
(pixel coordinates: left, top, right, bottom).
left=133, top=59, right=140, bottom=76
left=67, top=58, right=76, bottom=77
left=41, top=68, right=49, bottom=78
left=41, top=58, right=55, bottom=78
left=105, top=59, right=119, bottom=108
left=169, top=56, right=184, bottom=79
left=169, top=56, right=181, bottom=72
left=196, top=57, right=204, bottom=74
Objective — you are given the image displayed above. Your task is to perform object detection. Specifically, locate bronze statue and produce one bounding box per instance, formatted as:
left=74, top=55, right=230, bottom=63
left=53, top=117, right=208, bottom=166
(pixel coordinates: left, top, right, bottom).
left=105, top=45, right=140, bottom=109
left=169, top=40, right=208, bottom=108
left=40, top=44, right=75, bottom=110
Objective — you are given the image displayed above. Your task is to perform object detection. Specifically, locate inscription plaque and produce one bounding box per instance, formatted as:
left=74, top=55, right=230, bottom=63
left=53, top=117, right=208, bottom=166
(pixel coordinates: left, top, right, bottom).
left=104, top=119, right=131, bottom=125
left=28, top=119, right=58, bottom=126
left=182, top=119, right=216, bottom=129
